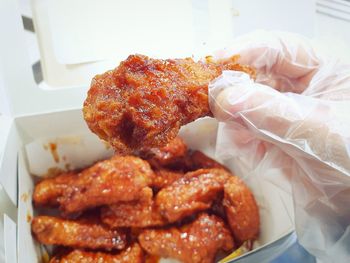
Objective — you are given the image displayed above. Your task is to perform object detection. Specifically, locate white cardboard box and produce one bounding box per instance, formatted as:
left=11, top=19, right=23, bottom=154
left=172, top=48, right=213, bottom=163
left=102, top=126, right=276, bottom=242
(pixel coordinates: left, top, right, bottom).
left=16, top=111, right=295, bottom=263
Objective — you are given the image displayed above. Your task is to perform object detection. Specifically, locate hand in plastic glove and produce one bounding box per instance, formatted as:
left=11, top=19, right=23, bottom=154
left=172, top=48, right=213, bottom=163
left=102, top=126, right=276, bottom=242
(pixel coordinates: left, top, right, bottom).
left=209, top=31, right=350, bottom=263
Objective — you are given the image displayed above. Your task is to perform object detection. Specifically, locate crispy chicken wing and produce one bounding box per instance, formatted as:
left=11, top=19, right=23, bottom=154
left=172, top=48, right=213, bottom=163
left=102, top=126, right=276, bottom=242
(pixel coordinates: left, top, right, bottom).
left=33, top=171, right=78, bottom=207
left=156, top=168, right=230, bottom=222
left=83, top=54, right=255, bottom=153
left=101, top=187, right=167, bottom=228
left=139, top=213, right=234, bottom=263
left=32, top=216, right=126, bottom=251
left=59, top=155, right=154, bottom=214
left=49, top=243, right=144, bottom=263
left=223, top=176, right=260, bottom=242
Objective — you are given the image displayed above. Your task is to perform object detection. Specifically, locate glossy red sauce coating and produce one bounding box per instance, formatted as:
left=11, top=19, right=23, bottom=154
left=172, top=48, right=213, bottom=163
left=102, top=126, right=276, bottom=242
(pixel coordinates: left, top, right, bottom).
left=83, top=54, right=255, bottom=153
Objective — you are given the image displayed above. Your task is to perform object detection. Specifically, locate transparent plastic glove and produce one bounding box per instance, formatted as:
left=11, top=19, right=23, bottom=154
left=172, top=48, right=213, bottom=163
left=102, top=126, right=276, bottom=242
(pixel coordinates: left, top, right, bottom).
left=209, top=31, right=350, bottom=263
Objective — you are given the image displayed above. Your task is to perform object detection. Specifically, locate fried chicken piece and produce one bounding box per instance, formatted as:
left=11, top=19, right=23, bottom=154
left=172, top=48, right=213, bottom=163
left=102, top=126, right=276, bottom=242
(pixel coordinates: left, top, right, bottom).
left=156, top=168, right=230, bottom=222
left=83, top=54, right=255, bottom=153
left=59, top=155, right=154, bottom=214
left=139, top=138, right=228, bottom=188
left=223, top=176, right=260, bottom=243
left=149, top=147, right=228, bottom=172
left=147, top=146, right=229, bottom=189
left=101, top=187, right=167, bottom=228
left=49, top=243, right=144, bottom=263
left=50, top=243, right=143, bottom=263
left=151, top=168, right=185, bottom=189
left=139, top=213, right=234, bottom=263
left=139, top=137, right=188, bottom=167
left=33, top=171, right=78, bottom=207
left=32, top=216, right=126, bottom=251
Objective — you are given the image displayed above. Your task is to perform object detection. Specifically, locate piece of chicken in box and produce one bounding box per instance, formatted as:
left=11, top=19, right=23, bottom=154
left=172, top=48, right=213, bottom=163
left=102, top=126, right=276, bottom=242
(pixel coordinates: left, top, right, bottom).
left=16, top=109, right=295, bottom=263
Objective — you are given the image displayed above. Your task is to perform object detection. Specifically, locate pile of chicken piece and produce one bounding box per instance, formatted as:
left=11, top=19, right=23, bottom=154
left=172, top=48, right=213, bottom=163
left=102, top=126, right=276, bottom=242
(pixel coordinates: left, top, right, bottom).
left=32, top=137, right=260, bottom=263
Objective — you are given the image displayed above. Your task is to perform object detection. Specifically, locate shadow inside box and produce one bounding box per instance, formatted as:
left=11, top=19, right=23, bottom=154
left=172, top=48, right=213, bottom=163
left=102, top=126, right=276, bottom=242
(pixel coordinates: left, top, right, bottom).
left=271, top=240, right=316, bottom=263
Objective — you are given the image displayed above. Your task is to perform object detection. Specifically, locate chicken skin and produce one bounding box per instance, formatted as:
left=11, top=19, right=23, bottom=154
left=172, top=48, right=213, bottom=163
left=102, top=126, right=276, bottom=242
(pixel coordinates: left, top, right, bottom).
left=32, top=216, right=126, bottom=251
left=223, top=176, right=260, bottom=243
left=139, top=136, right=188, bottom=168
left=33, top=171, right=77, bottom=207
left=139, top=137, right=229, bottom=188
left=83, top=54, right=255, bottom=153
left=49, top=243, right=144, bottom=263
left=58, top=155, right=154, bottom=214
left=156, top=168, right=230, bottom=222
left=151, top=168, right=185, bottom=189
left=138, top=213, right=234, bottom=263
left=143, top=139, right=229, bottom=172
left=101, top=187, right=167, bottom=228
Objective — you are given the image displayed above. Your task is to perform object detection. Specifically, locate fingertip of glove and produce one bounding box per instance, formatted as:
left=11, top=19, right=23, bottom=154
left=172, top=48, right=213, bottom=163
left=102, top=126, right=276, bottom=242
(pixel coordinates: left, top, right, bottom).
left=209, top=71, right=255, bottom=120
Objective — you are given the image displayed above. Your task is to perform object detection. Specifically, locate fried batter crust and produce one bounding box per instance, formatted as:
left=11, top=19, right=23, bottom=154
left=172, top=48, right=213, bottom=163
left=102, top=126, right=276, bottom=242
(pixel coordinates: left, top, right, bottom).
left=156, top=168, right=230, bottom=222
left=151, top=168, right=184, bottom=189
left=33, top=171, right=77, bottom=207
left=32, top=216, right=126, bottom=251
left=59, top=156, right=154, bottom=214
left=140, top=137, right=188, bottom=167
left=83, top=54, right=255, bottom=153
left=101, top=188, right=167, bottom=228
left=49, top=243, right=143, bottom=263
left=147, top=144, right=229, bottom=189
left=138, top=213, right=234, bottom=263
left=148, top=147, right=229, bottom=173
left=223, top=176, right=260, bottom=242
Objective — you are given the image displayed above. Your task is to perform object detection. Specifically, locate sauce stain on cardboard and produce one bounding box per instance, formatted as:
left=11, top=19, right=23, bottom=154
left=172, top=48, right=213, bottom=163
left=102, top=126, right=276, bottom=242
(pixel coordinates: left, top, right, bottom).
left=103, top=140, right=112, bottom=150
left=21, top=192, right=29, bottom=202
left=45, top=167, right=65, bottom=178
left=43, top=142, right=60, bottom=163
left=26, top=212, right=32, bottom=223
left=49, top=143, right=60, bottom=162
left=65, top=163, right=71, bottom=171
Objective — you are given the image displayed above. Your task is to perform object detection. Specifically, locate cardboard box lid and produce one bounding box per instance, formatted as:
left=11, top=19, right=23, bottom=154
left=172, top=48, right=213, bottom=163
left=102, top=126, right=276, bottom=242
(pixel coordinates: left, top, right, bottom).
left=0, top=0, right=235, bottom=117
left=0, top=0, right=88, bottom=117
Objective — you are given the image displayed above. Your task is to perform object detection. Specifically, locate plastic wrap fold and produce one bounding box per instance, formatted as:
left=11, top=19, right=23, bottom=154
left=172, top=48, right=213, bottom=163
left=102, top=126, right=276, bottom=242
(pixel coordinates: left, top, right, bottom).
left=209, top=31, right=350, bottom=263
